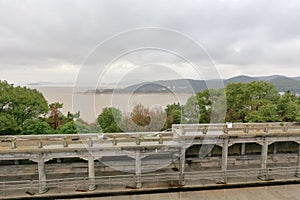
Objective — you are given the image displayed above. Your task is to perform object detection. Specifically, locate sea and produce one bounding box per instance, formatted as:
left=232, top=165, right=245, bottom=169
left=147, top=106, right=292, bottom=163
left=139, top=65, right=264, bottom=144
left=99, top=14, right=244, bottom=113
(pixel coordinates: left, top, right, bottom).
left=31, top=86, right=192, bottom=123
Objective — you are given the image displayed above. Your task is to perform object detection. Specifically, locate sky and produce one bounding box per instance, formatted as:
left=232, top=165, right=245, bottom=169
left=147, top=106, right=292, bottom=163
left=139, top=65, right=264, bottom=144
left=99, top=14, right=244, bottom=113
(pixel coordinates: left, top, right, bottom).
left=0, top=0, right=300, bottom=85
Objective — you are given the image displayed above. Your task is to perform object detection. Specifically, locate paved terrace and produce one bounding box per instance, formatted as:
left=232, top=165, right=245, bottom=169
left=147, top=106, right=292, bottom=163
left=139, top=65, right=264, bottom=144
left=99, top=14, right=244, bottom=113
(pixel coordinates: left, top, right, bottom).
left=1, top=122, right=300, bottom=199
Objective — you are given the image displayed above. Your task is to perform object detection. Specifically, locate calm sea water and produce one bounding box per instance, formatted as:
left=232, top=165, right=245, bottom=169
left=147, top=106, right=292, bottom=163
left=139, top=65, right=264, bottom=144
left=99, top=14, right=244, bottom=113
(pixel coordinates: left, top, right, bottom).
left=33, top=87, right=192, bottom=123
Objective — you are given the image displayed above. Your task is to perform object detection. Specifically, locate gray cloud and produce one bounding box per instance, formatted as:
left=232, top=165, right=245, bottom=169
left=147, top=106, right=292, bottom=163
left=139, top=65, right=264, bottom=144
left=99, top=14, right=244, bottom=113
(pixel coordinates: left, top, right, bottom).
left=0, top=0, right=300, bottom=84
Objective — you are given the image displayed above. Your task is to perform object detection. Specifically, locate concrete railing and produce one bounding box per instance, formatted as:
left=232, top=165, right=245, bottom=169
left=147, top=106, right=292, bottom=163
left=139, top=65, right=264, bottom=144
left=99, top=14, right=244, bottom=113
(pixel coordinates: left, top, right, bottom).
left=1, top=166, right=300, bottom=198
left=2, top=123, right=300, bottom=150
left=172, top=122, right=300, bottom=137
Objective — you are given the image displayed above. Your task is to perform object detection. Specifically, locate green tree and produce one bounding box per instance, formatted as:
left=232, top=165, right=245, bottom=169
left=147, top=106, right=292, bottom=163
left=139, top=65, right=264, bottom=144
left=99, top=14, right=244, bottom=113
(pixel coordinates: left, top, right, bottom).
left=245, top=103, right=279, bottom=122
left=0, top=80, right=48, bottom=135
left=226, top=81, right=279, bottom=122
left=75, top=119, right=91, bottom=133
left=164, top=103, right=182, bottom=129
left=182, top=95, right=199, bottom=123
left=57, top=121, right=77, bottom=134
left=0, top=113, right=21, bottom=135
left=97, top=107, right=122, bottom=133
left=191, top=89, right=226, bottom=124
left=277, top=91, right=300, bottom=122
left=22, top=119, right=53, bottom=135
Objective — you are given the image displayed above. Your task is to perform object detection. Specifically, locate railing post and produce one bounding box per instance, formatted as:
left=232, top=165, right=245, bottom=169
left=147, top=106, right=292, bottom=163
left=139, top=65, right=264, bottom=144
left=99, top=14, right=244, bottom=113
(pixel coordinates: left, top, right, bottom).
left=203, top=126, right=208, bottom=134
left=243, top=125, right=249, bottom=133
left=63, top=137, right=68, bottom=147
left=11, top=138, right=17, bottom=149
left=263, top=124, right=269, bottom=133
left=282, top=123, right=288, bottom=132
left=158, top=134, right=163, bottom=144
left=221, top=137, right=229, bottom=183
left=241, top=143, right=246, bottom=155
left=135, top=150, right=142, bottom=188
left=258, top=137, right=268, bottom=180
left=38, top=141, right=43, bottom=148
left=179, top=147, right=186, bottom=186
left=88, top=155, right=96, bottom=191
left=112, top=135, right=117, bottom=146
left=87, top=137, right=93, bottom=147
left=37, top=153, right=48, bottom=193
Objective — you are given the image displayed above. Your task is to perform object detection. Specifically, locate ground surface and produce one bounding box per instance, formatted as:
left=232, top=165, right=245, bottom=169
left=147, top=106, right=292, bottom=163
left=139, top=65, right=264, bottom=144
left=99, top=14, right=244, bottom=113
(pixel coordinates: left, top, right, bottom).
left=67, top=184, right=300, bottom=200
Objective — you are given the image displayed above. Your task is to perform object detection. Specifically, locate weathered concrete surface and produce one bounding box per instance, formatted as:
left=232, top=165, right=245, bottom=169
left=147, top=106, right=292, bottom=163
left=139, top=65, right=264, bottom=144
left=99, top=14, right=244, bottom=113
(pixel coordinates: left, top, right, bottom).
left=68, top=184, right=300, bottom=200
left=2, top=123, right=300, bottom=199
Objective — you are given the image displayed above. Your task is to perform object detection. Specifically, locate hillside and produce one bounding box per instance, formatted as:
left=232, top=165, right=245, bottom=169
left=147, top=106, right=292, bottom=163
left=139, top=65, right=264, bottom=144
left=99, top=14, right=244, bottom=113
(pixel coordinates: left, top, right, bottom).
left=91, top=75, right=300, bottom=94
left=119, top=79, right=207, bottom=93
left=225, top=75, right=258, bottom=84
left=268, top=77, right=300, bottom=93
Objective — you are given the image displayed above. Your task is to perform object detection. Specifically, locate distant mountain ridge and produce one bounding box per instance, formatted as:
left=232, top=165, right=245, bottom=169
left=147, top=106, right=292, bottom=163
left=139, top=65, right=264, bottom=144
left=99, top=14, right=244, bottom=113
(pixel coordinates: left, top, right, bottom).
left=93, top=75, right=300, bottom=94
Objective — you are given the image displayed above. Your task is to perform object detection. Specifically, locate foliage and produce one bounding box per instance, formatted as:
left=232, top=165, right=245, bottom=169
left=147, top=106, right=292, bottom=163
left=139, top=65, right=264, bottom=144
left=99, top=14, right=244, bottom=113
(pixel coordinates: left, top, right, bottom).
left=22, top=119, right=53, bottom=135
left=186, top=81, right=300, bottom=124
left=48, top=102, right=63, bottom=130
left=120, top=104, right=166, bottom=132
left=245, top=103, right=280, bottom=122
left=131, top=104, right=151, bottom=127
left=164, top=103, right=182, bottom=129
left=97, top=107, right=122, bottom=133
left=0, top=80, right=48, bottom=135
left=182, top=95, right=199, bottom=123
left=75, top=119, right=91, bottom=133
left=196, top=89, right=226, bottom=123
left=226, top=81, right=279, bottom=122
left=57, top=121, right=77, bottom=134
left=2, top=79, right=300, bottom=135
left=0, top=113, right=21, bottom=135
left=183, top=88, right=226, bottom=124
left=277, top=91, right=300, bottom=122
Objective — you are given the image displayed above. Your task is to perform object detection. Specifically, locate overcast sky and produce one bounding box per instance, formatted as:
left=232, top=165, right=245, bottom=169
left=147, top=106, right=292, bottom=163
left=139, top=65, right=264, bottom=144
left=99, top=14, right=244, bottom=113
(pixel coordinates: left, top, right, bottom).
left=0, top=0, right=300, bottom=85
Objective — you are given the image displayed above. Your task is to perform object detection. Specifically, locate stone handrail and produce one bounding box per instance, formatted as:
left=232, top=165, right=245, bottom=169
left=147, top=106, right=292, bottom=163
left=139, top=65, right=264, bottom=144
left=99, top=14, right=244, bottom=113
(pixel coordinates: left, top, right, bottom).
left=1, top=123, right=300, bottom=150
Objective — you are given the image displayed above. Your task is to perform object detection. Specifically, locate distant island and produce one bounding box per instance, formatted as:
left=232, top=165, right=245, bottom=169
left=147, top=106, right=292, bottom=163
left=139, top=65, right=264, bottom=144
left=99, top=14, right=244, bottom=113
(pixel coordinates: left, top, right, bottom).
left=83, top=75, right=300, bottom=94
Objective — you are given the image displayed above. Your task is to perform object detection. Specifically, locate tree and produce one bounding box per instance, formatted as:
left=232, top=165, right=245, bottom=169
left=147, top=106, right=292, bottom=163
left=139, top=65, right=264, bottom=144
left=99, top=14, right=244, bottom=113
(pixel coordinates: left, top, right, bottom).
left=146, top=106, right=166, bottom=132
left=131, top=104, right=151, bottom=127
left=0, top=80, right=48, bottom=135
left=120, top=104, right=166, bottom=132
left=245, top=103, right=279, bottom=122
left=49, top=118, right=90, bottom=134
left=97, top=107, right=122, bottom=133
left=277, top=91, right=300, bottom=122
left=197, top=89, right=226, bottom=123
left=57, top=121, right=77, bottom=134
left=182, top=95, right=199, bottom=123
left=120, top=104, right=151, bottom=132
left=226, top=81, right=279, bottom=122
left=48, top=102, right=63, bottom=130
left=22, top=119, right=53, bottom=135
left=75, top=119, right=91, bottom=133
left=0, top=113, right=21, bottom=135
left=164, top=103, right=182, bottom=129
